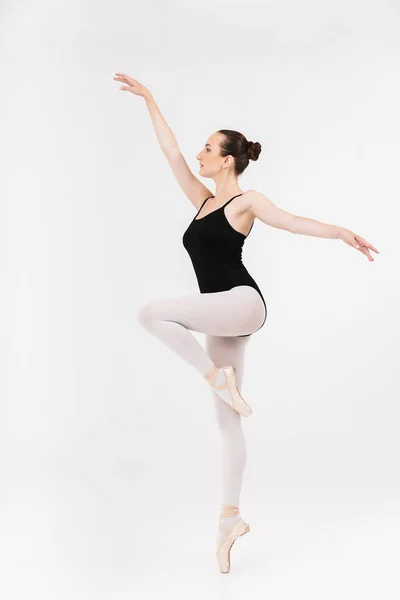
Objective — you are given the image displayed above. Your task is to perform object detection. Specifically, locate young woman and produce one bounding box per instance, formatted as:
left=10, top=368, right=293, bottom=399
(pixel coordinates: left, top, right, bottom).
left=113, top=72, right=379, bottom=573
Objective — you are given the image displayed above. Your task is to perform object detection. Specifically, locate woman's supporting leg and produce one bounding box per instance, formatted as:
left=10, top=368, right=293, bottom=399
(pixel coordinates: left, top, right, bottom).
left=138, top=288, right=256, bottom=548
left=137, top=285, right=264, bottom=376
left=206, top=333, right=251, bottom=548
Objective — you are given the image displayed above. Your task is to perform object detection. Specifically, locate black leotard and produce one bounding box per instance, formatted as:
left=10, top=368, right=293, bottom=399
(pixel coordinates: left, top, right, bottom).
left=182, top=193, right=267, bottom=337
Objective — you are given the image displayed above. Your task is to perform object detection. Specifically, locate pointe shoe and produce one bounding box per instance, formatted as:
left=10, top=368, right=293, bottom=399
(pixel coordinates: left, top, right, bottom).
left=203, top=365, right=253, bottom=417
left=216, top=504, right=250, bottom=574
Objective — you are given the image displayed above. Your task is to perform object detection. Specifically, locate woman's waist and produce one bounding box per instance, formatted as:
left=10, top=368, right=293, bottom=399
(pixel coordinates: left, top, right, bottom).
left=197, top=266, right=258, bottom=288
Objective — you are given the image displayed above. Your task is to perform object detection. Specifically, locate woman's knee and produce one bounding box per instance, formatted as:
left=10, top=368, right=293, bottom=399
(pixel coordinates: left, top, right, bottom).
left=137, top=302, right=157, bottom=328
left=138, top=295, right=171, bottom=322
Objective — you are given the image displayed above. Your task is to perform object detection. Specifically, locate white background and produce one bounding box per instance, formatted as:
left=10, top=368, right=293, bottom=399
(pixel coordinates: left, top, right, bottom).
left=1, top=0, right=399, bottom=598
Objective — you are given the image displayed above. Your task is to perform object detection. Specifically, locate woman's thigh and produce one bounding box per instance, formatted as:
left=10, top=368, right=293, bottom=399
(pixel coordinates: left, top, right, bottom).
left=137, top=285, right=265, bottom=337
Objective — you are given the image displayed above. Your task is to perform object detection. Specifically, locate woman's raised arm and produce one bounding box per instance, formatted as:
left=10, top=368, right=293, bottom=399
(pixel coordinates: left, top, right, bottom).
left=113, top=73, right=212, bottom=209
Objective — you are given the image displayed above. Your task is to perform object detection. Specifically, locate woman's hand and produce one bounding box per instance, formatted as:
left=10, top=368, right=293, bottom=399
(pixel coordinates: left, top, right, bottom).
left=337, top=227, right=379, bottom=262
left=113, top=73, right=150, bottom=98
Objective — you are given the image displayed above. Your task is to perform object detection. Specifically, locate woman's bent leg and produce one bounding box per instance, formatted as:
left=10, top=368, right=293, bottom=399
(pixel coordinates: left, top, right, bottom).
left=137, top=286, right=264, bottom=376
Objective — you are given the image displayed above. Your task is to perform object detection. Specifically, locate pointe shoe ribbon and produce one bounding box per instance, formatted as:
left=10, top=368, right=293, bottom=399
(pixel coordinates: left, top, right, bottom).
left=203, top=365, right=253, bottom=417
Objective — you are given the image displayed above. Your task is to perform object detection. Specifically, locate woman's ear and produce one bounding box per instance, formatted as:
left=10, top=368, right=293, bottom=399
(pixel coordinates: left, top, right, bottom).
left=223, top=155, right=234, bottom=168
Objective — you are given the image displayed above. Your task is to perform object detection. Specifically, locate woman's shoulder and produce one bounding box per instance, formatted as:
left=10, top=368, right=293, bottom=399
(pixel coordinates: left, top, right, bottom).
left=241, top=189, right=260, bottom=213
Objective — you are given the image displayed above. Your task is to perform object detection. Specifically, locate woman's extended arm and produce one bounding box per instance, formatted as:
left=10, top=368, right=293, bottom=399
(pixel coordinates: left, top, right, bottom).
left=248, top=190, right=379, bottom=262
left=143, top=93, right=179, bottom=155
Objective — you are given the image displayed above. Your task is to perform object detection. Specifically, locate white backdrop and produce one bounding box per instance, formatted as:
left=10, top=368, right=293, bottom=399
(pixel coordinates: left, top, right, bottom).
left=2, top=0, right=399, bottom=598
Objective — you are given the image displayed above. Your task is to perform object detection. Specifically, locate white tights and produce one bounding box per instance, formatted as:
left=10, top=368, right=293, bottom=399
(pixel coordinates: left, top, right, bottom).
left=137, top=285, right=266, bottom=508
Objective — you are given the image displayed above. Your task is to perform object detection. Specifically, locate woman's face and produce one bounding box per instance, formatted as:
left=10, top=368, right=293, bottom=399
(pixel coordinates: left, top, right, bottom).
left=196, top=133, right=226, bottom=178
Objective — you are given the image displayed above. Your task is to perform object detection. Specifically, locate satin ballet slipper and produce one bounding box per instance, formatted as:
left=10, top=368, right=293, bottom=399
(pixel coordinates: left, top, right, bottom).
left=216, top=504, right=250, bottom=574
left=203, top=365, right=253, bottom=417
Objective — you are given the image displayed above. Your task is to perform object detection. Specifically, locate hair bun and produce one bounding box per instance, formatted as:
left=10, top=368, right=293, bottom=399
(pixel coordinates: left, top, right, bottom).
left=247, top=141, right=262, bottom=161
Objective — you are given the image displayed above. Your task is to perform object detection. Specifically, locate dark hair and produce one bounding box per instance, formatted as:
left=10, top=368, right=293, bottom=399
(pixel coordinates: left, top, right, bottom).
left=217, top=129, right=262, bottom=176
